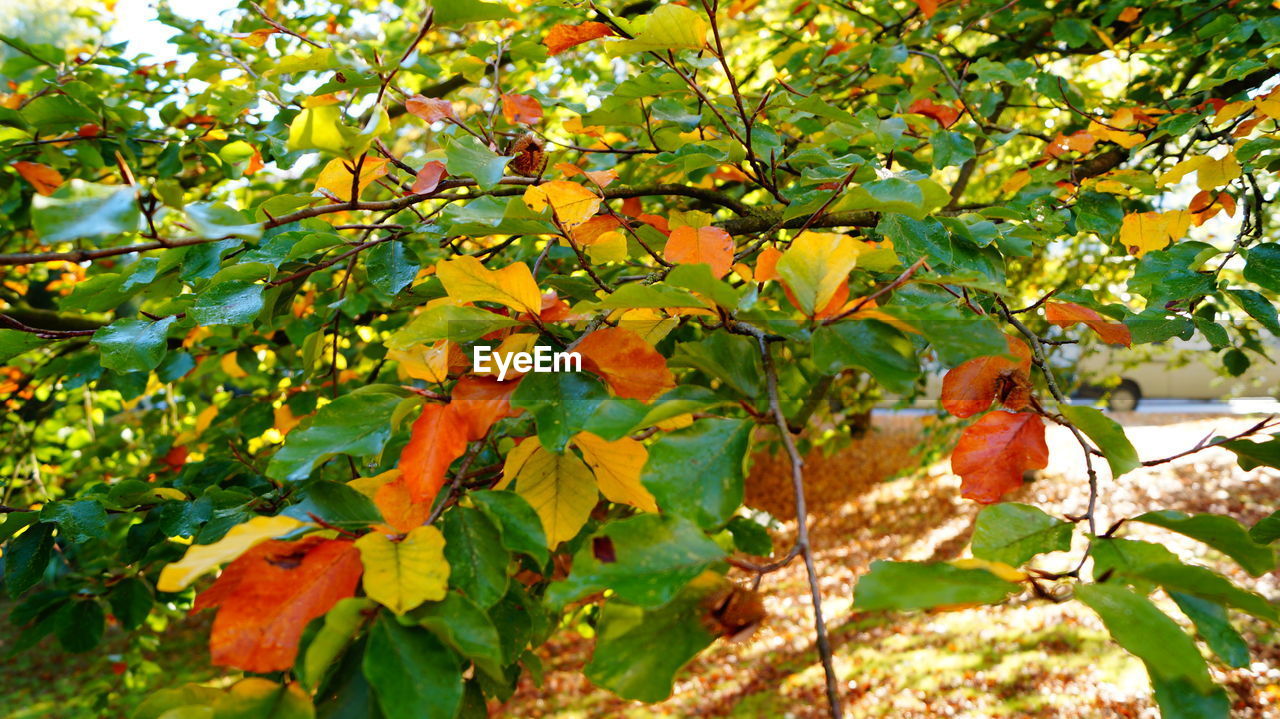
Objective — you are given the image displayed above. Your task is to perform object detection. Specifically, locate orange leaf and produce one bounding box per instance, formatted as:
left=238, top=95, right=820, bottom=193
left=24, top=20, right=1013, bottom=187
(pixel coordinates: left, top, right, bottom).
left=405, top=95, right=456, bottom=123
left=244, top=146, right=264, bottom=176
left=664, top=225, right=734, bottom=278
left=501, top=94, right=543, bottom=124
left=907, top=98, right=959, bottom=127
left=620, top=197, right=643, bottom=216
left=412, top=160, right=447, bottom=194
left=374, top=473, right=431, bottom=534
left=452, top=375, right=522, bottom=441
left=12, top=161, right=63, bottom=196
left=575, top=327, right=675, bottom=401
left=911, top=0, right=940, bottom=17
left=1045, top=301, right=1131, bottom=347
left=554, top=162, right=618, bottom=188
left=544, top=21, right=616, bottom=55
left=569, top=215, right=623, bottom=246
left=193, top=537, right=362, bottom=672
left=398, top=403, right=468, bottom=503
left=941, top=335, right=1033, bottom=418
left=951, top=412, right=1048, bottom=504
left=755, top=246, right=781, bottom=281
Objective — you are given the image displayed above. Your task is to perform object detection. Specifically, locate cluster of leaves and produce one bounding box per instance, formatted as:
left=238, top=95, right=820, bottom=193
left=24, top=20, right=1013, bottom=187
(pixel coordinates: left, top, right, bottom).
left=2, top=0, right=1280, bottom=717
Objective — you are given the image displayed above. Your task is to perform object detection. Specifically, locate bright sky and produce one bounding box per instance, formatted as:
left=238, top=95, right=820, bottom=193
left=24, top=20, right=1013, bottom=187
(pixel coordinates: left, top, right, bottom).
left=107, top=0, right=240, bottom=61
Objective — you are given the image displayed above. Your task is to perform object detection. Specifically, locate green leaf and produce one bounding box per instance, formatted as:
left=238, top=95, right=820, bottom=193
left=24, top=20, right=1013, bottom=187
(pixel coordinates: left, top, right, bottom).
left=510, top=371, right=608, bottom=453
left=412, top=592, right=505, bottom=681
left=366, top=242, right=420, bottom=298
left=1122, top=562, right=1278, bottom=622
left=854, top=561, right=1022, bottom=610
left=287, top=104, right=389, bottom=158
left=812, top=320, right=920, bottom=394
left=1089, top=536, right=1180, bottom=591
left=190, top=281, right=265, bottom=326
left=663, top=263, right=744, bottom=310
left=40, top=499, right=108, bottom=543
left=546, top=514, right=725, bottom=608
left=133, top=685, right=225, bottom=719
left=1132, top=510, right=1277, bottom=576
left=299, top=597, right=376, bottom=691
left=1169, top=592, right=1250, bottom=668
left=0, top=330, right=50, bottom=363
left=1074, top=191, right=1124, bottom=238
left=641, top=418, right=752, bottom=530
left=444, top=135, right=511, bottom=190
left=266, top=391, right=404, bottom=482
left=282, top=481, right=383, bottom=528
left=184, top=202, right=262, bottom=240
left=469, top=490, right=549, bottom=566
left=31, top=180, right=141, bottom=244
left=431, top=0, right=514, bottom=27
left=1219, top=434, right=1280, bottom=471
left=92, top=317, right=176, bottom=373
left=1243, top=243, right=1280, bottom=293
left=584, top=583, right=716, bottom=702
left=1225, top=289, right=1280, bottom=335
left=1075, top=583, right=1215, bottom=694
left=1150, top=677, right=1230, bottom=719
left=726, top=516, right=773, bottom=557
left=363, top=615, right=464, bottom=719
left=217, top=678, right=315, bottom=719
left=387, top=304, right=520, bottom=349
left=584, top=282, right=707, bottom=310
left=930, top=131, right=975, bottom=169
left=1059, top=405, right=1141, bottom=477
left=1251, top=510, right=1280, bottom=544
left=970, top=503, right=1073, bottom=566
left=55, top=598, right=104, bottom=652
left=671, top=333, right=762, bottom=398
left=108, top=577, right=153, bottom=631
left=440, top=506, right=509, bottom=609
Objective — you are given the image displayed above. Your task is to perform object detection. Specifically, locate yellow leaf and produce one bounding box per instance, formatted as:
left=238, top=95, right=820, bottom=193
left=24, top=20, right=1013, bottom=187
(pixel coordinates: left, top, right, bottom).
left=950, top=558, right=1027, bottom=583
left=501, top=440, right=598, bottom=546
left=354, top=526, right=450, bottom=615
left=775, top=232, right=860, bottom=316
left=608, top=4, right=707, bottom=54
left=1194, top=154, right=1241, bottom=191
left=1002, top=169, right=1030, bottom=194
left=436, top=256, right=541, bottom=314
left=387, top=340, right=450, bottom=383
left=522, top=181, right=602, bottom=228
left=1118, top=210, right=1192, bottom=256
left=572, top=432, right=657, bottom=512
left=669, top=210, right=715, bottom=229
left=1213, top=101, right=1252, bottom=128
left=1087, top=121, right=1143, bottom=149
left=618, top=307, right=676, bottom=344
left=348, top=468, right=399, bottom=499
left=156, top=515, right=309, bottom=592
left=586, top=230, right=628, bottom=262
left=274, top=404, right=303, bottom=435
left=286, top=104, right=390, bottom=158
left=220, top=353, right=248, bottom=379
left=314, top=157, right=388, bottom=201
left=1257, top=100, right=1280, bottom=120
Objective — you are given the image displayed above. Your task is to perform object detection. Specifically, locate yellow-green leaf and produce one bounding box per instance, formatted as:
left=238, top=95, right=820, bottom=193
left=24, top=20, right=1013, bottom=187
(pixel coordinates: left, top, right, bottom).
left=501, top=439, right=598, bottom=546
left=775, top=231, right=860, bottom=315
left=523, top=181, right=602, bottom=228
left=287, top=104, right=390, bottom=158
left=609, top=5, right=707, bottom=54
left=436, top=256, right=542, bottom=314
left=354, top=526, right=450, bottom=615
left=156, top=515, right=308, bottom=592
left=573, top=431, right=657, bottom=513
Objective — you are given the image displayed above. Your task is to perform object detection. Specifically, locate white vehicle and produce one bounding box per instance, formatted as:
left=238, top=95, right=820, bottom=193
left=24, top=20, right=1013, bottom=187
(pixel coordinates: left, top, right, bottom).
left=1072, top=338, right=1280, bottom=410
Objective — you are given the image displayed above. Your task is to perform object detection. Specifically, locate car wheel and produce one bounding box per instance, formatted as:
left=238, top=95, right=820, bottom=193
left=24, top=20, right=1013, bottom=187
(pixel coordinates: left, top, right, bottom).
left=1106, top=380, right=1141, bottom=412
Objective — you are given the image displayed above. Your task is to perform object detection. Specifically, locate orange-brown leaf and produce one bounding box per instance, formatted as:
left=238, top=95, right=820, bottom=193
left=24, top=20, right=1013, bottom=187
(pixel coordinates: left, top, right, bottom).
left=374, top=473, right=431, bottom=534
left=755, top=246, right=781, bottom=282
left=907, top=98, right=959, bottom=127
left=451, top=375, right=522, bottom=441
left=405, top=95, right=456, bottom=123
left=501, top=94, right=543, bottom=124
left=1045, top=301, right=1131, bottom=347
left=398, top=403, right=468, bottom=503
left=13, top=161, right=64, bottom=196
left=911, top=0, right=940, bottom=17
left=951, top=412, right=1048, bottom=504
left=412, top=160, right=447, bottom=194
left=544, top=21, right=616, bottom=55
left=570, top=215, right=623, bottom=246
left=664, top=225, right=734, bottom=278
left=575, top=327, right=675, bottom=401
left=193, top=537, right=362, bottom=672
left=940, top=335, right=1033, bottom=418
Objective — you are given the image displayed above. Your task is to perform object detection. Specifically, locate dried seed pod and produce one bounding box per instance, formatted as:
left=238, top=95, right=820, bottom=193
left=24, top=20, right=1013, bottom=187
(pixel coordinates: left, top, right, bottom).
left=701, top=583, right=766, bottom=643
left=507, top=132, right=547, bottom=177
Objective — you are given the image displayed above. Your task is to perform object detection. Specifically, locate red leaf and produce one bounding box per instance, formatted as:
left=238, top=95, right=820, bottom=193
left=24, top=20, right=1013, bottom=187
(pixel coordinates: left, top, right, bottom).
left=412, top=160, right=447, bottom=194
left=941, top=335, right=1033, bottom=418
left=1045, top=301, right=1131, bottom=347
left=664, top=225, right=734, bottom=278
left=951, top=411, right=1048, bottom=504
left=398, top=403, right=468, bottom=503
left=544, top=21, right=616, bottom=55
left=405, top=95, right=456, bottom=123
left=193, top=537, right=362, bottom=672
left=575, top=327, right=675, bottom=400
left=908, top=98, right=960, bottom=127
left=451, top=375, right=522, bottom=441
left=501, top=94, right=543, bottom=125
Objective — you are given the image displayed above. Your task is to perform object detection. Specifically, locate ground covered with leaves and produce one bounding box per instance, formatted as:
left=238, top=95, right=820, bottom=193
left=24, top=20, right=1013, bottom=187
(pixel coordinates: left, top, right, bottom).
left=499, top=412, right=1280, bottom=718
